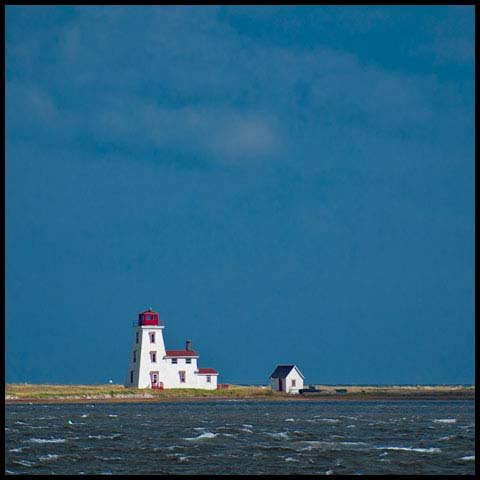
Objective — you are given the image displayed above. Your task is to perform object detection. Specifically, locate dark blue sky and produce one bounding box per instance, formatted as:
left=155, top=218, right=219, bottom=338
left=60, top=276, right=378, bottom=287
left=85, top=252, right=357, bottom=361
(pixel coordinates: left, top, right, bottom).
left=6, top=6, right=474, bottom=385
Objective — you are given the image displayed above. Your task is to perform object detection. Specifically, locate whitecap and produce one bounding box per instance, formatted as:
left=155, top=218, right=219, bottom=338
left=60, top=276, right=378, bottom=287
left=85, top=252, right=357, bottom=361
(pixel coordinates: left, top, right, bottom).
left=268, top=431, right=290, bottom=439
left=81, top=414, right=89, bottom=418
left=433, top=419, right=456, bottom=424
left=184, top=431, right=217, bottom=441
left=459, top=456, right=475, bottom=461
left=439, top=435, right=457, bottom=441
left=13, top=460, right=35, bottom=467
left=318, top=418, right=339, bottom=424
left=376, top=446, right=441, bottom=453
left=325, top=470, right=334, bottom=475
left=242, top=424, right=253, bottom=428
left=285, top=418, right=295, bottom=422
left=340, top=441, right=368, bottom=446
left=240, top=428, right=253, bottom=433
left=38, top=454, right=60, bottom=462
left=29, top=437, right=66, bottom=444
left=9, top=448, right=24, bottom=453
left=108, top=414, right=118, bottom=418
left=88, top=434, right=122, bottom=440
left=346, top=425, right=356, bottom=428
left=284, top=457, right=298, bottom=462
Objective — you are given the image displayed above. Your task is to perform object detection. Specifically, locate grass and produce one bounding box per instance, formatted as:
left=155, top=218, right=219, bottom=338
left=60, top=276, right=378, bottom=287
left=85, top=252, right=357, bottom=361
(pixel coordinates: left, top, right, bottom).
left=5, top=383, right=281, bottom=400
left=5, top=383, right=474, bottom=403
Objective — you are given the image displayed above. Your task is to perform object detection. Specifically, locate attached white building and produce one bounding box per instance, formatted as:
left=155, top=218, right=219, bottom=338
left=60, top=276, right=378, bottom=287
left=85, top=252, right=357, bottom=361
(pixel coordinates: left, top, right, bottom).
left=125, top=308, right=218, bottom=389
left=270, top=365, right=304, bottom=394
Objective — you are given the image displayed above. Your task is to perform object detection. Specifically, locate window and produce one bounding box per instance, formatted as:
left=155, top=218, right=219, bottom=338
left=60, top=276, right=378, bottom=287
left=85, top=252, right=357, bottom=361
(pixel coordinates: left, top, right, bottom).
left=150, top=332, right=155, bottom=343
left=133, top=350, right=136, bottom=363
left=136, top=332, right=139, bottom=344
left=207, top=375, right=211, bottom=383
left=130, top=371, right=134, bottom=383
left=292, top=379, right=296, bottom=387
left=179, top=371, right=186, bottom=383
left=150, top=351, right=157, bottom=363
left=172, top=358, right=177, bottom=364
left=186, top=358, right=191, bottom=364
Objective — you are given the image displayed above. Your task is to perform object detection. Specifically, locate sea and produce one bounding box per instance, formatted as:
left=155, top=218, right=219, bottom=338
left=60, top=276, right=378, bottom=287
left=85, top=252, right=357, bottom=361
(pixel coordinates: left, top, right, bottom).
left=5, top=400, right=475, bottom=475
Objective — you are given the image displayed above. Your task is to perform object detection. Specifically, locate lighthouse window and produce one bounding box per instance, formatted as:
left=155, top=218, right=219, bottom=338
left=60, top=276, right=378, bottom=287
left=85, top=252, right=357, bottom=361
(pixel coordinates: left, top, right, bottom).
left=150, top=351, right=157, bottom=363
left=133, top=351, right=136, bottom=363
left=179, top=371, right=186, bottom=383
left=136, top=332, right=139, bottom=344
left=171, top=358, right=178, bottom=364
left=207, top=375, right=211, bottom=383
left=186, top=358, right=191, bottom=364
left=130, top=371, right=134, bottom=383
left=150, top=333, right=156, bottom=343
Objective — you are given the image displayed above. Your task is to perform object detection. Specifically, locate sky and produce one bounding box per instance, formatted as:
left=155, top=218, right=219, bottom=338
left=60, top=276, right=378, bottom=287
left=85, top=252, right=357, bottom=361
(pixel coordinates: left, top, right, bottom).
left=5, top=5, right=475, bottom=385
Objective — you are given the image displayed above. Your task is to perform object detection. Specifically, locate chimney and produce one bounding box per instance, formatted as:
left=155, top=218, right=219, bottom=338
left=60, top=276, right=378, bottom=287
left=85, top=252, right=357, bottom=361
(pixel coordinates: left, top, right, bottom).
left=186, top=340, right=191, bottom=351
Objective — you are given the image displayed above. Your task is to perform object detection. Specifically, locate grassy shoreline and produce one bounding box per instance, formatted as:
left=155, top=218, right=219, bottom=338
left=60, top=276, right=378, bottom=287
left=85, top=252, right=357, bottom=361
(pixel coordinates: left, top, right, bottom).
left=5, top=384, right=475, bottom=404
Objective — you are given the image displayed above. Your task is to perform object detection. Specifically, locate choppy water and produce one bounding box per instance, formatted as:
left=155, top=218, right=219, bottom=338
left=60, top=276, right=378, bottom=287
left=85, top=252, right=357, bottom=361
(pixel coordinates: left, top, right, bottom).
left=5, top=400, right=475, bottom=475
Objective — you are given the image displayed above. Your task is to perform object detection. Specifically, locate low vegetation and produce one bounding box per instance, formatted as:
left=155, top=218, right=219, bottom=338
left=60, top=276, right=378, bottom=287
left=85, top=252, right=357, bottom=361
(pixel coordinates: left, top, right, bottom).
left=5, top=383, right=474, bottom=403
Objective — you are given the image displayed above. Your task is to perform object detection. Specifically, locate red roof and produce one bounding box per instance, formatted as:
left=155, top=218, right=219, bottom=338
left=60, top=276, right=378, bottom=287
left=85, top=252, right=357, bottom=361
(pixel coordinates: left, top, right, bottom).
left=197, top=368, right=218, bottom=375
left=165, top=350, right=198, bottom=357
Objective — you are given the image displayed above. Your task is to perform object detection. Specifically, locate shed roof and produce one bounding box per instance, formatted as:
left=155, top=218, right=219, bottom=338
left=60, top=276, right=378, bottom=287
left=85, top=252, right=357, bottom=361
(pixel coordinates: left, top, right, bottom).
left=197, top=368, right=218, bottom=375
left=270, top=365, right=304, bottom=379
left=165, top=350, right=199, bottom=358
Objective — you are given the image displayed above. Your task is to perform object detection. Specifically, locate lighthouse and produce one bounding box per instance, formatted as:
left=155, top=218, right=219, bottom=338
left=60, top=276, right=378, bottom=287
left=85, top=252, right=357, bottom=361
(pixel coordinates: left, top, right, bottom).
left=125, top=307, right=219, bottom=389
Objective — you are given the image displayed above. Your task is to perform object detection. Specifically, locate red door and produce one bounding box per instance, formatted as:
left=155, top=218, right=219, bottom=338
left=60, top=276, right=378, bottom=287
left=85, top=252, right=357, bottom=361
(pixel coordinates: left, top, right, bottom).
left=150, top=371, right=159, bottom=388
left=278, top=378, right=283, bottom=392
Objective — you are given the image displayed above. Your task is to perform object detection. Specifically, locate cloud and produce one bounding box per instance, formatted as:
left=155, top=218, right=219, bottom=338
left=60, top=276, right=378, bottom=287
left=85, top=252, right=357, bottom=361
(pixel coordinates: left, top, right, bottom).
left=94, top=102, right=283, bottom=164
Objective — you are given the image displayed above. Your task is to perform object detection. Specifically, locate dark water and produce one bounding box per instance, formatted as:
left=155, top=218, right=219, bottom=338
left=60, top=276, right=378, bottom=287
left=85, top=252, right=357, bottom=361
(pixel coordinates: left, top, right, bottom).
left=5, top=400, right=475, bottom=475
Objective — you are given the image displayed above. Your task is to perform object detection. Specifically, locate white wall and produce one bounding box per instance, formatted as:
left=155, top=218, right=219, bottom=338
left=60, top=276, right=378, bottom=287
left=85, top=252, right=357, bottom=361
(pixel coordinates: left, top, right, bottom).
left=124, top=325, right=219, bottom=389
left=124, top=325, right=166, bottom=388
left=197, top=374, right=218, bottom=390
left=285, top=368, right=304, bottom=394
left=270, top=367, right=304, bottom=394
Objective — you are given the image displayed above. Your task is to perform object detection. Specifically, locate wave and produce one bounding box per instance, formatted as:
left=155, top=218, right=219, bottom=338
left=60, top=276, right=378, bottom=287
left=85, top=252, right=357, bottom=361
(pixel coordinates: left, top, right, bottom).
left=268, top=431, right=290, bottom=439
left=285, top=419, right=295, bottom=422
left=184, top=432, right=217, bottom=441
left=284, top=457, right=299, bottom=462
left=459, top=456, right=475, bottom=461
left=38, top=454, right=60, bottom=462
left=433, top=419, right=457, bottom=424
left=12, top=460, right=35, bottom=467
left=87, top=434, right=122, bottom=440
left=95, top=456, right=123, bottom=461
left=376, top=446, right=441, bottom=453
left=29, top=437, right=66, bottom=444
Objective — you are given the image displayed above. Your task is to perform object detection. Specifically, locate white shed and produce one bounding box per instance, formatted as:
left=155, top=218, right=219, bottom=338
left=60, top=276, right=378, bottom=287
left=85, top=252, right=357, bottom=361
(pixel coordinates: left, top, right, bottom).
left=270, top=365, right=304, bottom=394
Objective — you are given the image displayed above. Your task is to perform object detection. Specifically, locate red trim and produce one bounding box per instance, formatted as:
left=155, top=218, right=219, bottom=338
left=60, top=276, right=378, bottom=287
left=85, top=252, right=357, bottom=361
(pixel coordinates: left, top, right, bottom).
left=165, top=350, right=198, bottom=357
left=150, top=371, right=160, bottom=388
left=197, top=368, right=218, bottom=375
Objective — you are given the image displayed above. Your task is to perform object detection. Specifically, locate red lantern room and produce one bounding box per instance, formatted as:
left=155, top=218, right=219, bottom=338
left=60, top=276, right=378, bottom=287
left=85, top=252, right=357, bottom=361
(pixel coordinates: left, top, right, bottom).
left=138, top=307, right=159, bottom=326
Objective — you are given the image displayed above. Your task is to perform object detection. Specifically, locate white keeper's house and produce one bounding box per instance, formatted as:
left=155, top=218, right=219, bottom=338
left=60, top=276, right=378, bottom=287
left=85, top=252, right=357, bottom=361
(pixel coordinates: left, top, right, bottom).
left=125, top=307, right=219, bottom=389
left=270, top=365, right=304, bottom=394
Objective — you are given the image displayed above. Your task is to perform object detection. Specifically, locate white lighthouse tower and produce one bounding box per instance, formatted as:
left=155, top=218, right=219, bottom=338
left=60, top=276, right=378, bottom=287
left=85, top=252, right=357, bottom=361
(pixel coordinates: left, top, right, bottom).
left=125, top=307, right=219, bottom=389
left=125, top=307, right=166, bottom=389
